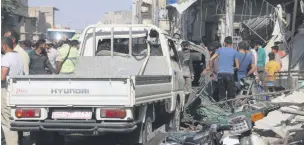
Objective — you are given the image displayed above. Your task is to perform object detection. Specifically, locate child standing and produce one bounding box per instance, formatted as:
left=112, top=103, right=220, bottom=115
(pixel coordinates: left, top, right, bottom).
left=264, top=52, right=280, bottom=92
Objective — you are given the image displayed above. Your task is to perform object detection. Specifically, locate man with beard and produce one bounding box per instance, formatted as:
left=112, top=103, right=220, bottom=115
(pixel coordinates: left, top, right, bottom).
left=28, top=39, right=56, bottom=74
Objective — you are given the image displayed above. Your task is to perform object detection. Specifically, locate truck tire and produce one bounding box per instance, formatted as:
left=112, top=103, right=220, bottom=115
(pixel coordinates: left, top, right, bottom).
left=169, top=101, right=181, bottom=131
left=34, top=132, right=64, bottom=145
left=142, top=117, right=153, bottom=144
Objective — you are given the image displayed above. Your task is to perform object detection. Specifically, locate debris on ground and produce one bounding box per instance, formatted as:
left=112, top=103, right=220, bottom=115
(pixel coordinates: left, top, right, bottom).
left=253, top=91, right=304, bottom=144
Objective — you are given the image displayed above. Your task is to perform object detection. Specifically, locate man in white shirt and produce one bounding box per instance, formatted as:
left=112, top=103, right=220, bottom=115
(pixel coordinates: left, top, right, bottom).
left=1, top=37, right=24, bottom=145
left=46, top=39, right=61, bottom=73
left=249, top=47, right=258, bottom=77
left=3, top=29, right=29, bottom=75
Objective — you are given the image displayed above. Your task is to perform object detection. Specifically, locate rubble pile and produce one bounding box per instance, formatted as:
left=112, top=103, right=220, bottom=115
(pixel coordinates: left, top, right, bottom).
left=254, top=91, right=304, bottom=144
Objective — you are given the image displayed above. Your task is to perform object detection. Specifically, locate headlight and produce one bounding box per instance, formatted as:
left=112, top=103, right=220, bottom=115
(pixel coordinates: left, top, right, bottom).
left=228, top=115, right=252, bottom=134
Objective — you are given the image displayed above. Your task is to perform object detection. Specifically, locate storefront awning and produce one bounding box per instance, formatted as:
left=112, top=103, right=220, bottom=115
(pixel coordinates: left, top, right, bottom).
left=166, top=0, right=197, bottom=14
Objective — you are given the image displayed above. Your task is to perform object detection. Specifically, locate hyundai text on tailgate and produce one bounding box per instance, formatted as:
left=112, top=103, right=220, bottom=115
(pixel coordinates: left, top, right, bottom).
left=7, top=24, right=185, bottom=145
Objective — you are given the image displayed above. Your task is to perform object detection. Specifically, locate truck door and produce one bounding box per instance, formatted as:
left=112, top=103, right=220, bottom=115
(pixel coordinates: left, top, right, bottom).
left=167, top=39, right=183, bottom=92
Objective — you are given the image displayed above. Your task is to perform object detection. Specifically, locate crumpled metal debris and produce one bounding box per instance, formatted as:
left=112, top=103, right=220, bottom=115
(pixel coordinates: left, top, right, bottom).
left=253, top=91, right=304, bottom=144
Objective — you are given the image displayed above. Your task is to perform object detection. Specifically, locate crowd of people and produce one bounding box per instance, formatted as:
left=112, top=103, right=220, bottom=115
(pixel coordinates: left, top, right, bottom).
left=1, top=28, right=79, bottom=145
left=203, top=36, right=282, bottom=111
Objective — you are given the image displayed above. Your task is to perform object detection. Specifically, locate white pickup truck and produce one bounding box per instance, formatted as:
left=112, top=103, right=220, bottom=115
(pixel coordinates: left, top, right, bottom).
left=7, top=24, right=186, bottom=145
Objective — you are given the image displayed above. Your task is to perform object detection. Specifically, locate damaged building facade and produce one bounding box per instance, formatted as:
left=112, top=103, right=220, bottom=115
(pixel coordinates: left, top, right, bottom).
left=132, top=0, right=304, bottom=71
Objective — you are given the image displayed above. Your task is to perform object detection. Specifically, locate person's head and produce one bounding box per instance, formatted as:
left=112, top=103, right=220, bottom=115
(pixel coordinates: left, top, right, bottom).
left=63, top=39, right=70, bottom=44
left=224, top=36, right=233, bottom=47
left=237, top=41, right=249, bottom=51
left=70, top=40, right=79, bottom=47
left=1, top=37, right=14, bottom=54
left=149, top=29, right=159, bottom=38
left=271, top=46, right=279, bottom=53
left=252, top=40, right=262, bottom=49
left=208, top=41, right=221, bottom=54
left=35, top=39, right=46, bottom=51
left=3, top=28, right=20, bottom=46
left=23, top=40, right=32, bottom=48
left=19, top=41, right=25, bottom=48
left=268, top=52, right=275, bottom=61
left=181, top=41, right=190, bottom=50
left=45, top=39, right=53, bottom=49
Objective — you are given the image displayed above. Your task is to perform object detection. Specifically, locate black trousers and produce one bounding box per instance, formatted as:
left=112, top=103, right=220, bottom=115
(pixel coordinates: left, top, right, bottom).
left=211, top=80, right=219, bottom=102
left=217, top=73, right=236, bottom=101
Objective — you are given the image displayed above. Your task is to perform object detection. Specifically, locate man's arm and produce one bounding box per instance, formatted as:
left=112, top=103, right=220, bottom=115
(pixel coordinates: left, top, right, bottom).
left=1, top=67, right=9, bottom=81
left=208, top=53, right=219, bottom=70
left=189, top=55, right=194, bottom=78
left=248, top=55, right=256, bottom=76
left=45, top=57, right=56, bottom=74
left=1, top=57, right=10, bottom=80
left=55, top=50, right=62, bottom=74
left=235, top=58, right=240, bottom=69
left=248, top=64, right=256, bottom=76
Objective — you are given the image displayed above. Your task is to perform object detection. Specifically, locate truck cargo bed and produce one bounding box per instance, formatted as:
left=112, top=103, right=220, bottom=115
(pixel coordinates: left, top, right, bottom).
left=7, top=75, right=172, bottom=107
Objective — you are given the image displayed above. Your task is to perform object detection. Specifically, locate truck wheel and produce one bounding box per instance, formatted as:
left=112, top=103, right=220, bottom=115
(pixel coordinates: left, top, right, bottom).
left=34, top=132, right=64, bottom=145
left=142, top=117, right=153, bottom=144
left=169, top=101, right=181, bottom=131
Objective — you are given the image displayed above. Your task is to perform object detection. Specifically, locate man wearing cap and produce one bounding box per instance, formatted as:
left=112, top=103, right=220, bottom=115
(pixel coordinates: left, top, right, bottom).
left=46, top=39, right=61, bottom=73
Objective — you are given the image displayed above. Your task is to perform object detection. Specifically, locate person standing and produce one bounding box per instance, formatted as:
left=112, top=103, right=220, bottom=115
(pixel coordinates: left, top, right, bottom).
left=3, top=28, right=30, bottom=75
left=1, top=37, right=24, bottom=145
left=250, top=42, right=258, bottom=77
left=271, top=46, right=282, bottom=70
left=265, top=52, right=281, bottom=92
left=235, top=41, right=256, bottom=90
left=59, top=40, right=79, bottom=74
left=28, top=39, right=56, bottom=75
left=179, top=41, right=194, bottom=97
left=208, top=36, right=239, bottom=108
left=23, top=40, right=33, bottom=53
left=46, top=39, right=61, bottom=73
left=202, top=41, right=221, bottom=101
left=253, top=40, right=266, bottom=82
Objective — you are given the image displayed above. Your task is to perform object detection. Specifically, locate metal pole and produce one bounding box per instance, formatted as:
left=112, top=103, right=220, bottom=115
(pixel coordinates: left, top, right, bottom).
left=111, top=26, right=114, bottom=57
left=93, top=27, right=96, bottom=56
left=129, top=26, right=132, bottom=56
left=288, top=0, right=298, bottom=83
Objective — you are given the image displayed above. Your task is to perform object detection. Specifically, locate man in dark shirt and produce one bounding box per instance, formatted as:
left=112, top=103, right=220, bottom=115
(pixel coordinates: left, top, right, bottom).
left=29, top=39, right=56, bottom=74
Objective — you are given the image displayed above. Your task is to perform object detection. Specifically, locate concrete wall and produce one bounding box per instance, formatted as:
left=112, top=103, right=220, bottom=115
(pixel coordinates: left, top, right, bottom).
left=101, top=11, right=132, bottom=24
left=28, top=7, right=48, bottom=39
left=29, top=7, right=57, bottom=28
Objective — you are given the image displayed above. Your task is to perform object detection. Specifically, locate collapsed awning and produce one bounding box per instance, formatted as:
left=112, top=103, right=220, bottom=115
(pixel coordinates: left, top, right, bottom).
left=166, top=0, right=197, bottom=14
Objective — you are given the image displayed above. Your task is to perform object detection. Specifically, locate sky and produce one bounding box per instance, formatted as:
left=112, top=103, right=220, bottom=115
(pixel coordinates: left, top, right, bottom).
left=29, top=0, right=132, bottom=30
